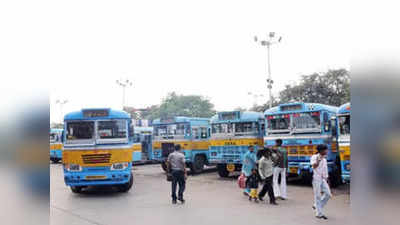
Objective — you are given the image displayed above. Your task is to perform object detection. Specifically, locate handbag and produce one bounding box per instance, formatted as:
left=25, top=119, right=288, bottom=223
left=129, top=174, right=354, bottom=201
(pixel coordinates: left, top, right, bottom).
left=237, top=174, right=246, bottom=189
left=166, top=172, right=173, bottom=182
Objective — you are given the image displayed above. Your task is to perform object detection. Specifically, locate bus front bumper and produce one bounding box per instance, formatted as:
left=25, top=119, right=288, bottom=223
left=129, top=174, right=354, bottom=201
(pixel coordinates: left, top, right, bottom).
left=64, top=169, right=131, bottom=187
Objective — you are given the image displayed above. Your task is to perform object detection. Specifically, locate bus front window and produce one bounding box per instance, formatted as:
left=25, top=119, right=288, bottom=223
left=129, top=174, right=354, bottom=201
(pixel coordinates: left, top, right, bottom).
left=97, top=120, right=127, bottom=139
left=50, top=133, right=58, bottom=143
left=234, top=122, right=257, bottom=135
left=66, top=121, right=95, bottom=144
left=266, top=116, right=290, bottom=133
left=291, top=112, right=321, bottom=133
left=339, top=115, right=350, bottom=135
left=211, top=123, right=233, bottom=134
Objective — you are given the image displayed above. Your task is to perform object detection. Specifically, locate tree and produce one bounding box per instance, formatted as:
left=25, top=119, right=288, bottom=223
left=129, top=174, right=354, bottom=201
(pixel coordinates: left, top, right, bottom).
left=278, top=69, right=350, bottom=106
left=249, top=96, right=280, bottom=112
left=50, top=122, right=63, bottom=129
left=141, top=92, right=216, bottom=120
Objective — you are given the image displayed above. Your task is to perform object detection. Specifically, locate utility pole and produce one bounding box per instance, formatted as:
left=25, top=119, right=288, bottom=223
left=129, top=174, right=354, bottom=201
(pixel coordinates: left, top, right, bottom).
left=254, top=32, right=282, bottom=109
left=55, top=99, right=68, bottom=124
left=116, top=78, right=132, bottom=110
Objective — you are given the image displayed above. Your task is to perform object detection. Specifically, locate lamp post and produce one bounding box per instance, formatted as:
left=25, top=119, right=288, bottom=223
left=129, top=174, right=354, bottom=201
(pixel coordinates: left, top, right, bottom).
left=55, top=99, right=68, bottom=123
left=116, top=78, right=132, bottom=109
left=254, top=32, right=282, bottom=109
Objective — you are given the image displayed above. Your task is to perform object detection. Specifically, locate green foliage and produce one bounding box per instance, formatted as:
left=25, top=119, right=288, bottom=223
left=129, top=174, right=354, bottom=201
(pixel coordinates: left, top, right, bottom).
left=50, top=123, right=63, bottom=129
left=141, top=92, right=216, bottom=120
left=278, top=69, right=350, bottom=106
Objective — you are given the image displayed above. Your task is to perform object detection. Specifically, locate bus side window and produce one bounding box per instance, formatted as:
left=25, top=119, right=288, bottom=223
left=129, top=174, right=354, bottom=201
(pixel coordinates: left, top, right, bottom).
left=192, top=128, right=199, bottom=139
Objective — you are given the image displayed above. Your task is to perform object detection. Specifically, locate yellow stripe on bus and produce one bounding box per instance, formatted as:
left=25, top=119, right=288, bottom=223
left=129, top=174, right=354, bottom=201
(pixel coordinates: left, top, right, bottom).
left=50, top=144, right=63, bottom=150
left=209, top=138, right=264, bottom=147
left=339, top=145, right=351, bottom=161
left=153, top=140, right=210, bottom=150
left=63, top=148, right=133, bottom=166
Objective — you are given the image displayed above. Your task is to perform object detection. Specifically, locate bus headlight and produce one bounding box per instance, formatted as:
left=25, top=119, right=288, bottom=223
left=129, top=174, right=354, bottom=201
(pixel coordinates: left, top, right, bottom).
left=65, top=164, right=82, bottom=172
left=110, top=162, right=129, bottom=170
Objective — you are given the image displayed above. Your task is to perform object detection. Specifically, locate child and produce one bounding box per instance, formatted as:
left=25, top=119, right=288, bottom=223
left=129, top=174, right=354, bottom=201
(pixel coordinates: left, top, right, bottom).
left=246, top=168, right=260, bottom=202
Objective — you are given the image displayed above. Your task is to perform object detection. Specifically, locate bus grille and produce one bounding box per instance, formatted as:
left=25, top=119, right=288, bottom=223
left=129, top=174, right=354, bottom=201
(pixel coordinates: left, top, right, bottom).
left=82, top=154, right=111, bottom=164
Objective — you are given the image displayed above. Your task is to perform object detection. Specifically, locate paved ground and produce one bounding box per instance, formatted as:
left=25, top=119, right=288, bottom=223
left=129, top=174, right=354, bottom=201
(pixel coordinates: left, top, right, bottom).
left=50, top=163, right=350, bottom=225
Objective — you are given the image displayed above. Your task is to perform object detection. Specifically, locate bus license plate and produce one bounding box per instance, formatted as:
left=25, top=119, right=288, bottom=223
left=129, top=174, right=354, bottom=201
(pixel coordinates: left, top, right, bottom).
left=86, top=175, right=107, bottom=180
left=289, top=167, right=298, bottom=174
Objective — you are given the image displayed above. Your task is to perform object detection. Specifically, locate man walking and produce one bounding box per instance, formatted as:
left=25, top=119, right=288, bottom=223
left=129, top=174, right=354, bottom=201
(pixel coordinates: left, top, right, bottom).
left=258, top=148, right=277, bottom=205
left=241, top=145, right=257, bottom=196
left=167, top=144, right=187, bottom=204
left=272, top=139, right=288, bottom=200
left=311, top=144, right=332, bottom=220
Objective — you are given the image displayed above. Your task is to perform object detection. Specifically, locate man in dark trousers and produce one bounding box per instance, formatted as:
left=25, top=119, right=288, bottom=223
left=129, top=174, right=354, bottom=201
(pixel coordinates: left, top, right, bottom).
left=258, top=148, right=278, bottom=205
left=167, top=144, right=187, bottom=204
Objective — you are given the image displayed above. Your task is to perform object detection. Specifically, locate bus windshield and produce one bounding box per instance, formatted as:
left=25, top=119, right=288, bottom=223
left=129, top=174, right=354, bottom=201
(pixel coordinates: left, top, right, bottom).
left=267, top=117, right=290, bottom=132
left=212, top=123, right=234, bottom=134
left=292, top=112, right=321, bottom=133
left=154, top=123, right=186, bottom=136
left=97, top=120, right=127, bottom=139
left=66, top=121, right=95, bottom=144
left=339, top=115, right=350, bottom=135
left=234, top=122, right=257, bottom=135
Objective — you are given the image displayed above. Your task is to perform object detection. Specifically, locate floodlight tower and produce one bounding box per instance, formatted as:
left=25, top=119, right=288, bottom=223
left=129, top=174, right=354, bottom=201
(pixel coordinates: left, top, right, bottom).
left=254, top=32, right=282, bottom=109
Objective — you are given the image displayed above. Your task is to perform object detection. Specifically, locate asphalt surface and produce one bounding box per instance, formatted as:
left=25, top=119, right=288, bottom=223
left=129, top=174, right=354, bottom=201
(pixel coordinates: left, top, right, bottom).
left=50, top=163, right=351, bottom=225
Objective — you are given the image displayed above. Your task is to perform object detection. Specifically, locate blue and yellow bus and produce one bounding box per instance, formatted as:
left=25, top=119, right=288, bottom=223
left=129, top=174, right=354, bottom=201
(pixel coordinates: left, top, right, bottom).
left=50, top=128, right=63, bottom=163
left=152, top=117, right=210, bottom=174
left=208, top=111, right=265, bottom=177
left=337, top=102, right=350, bottom=183
left=62, top=108, right=139, bottom=193
left=264, top=102, right=342, bottom=186
left=132, top=126, right=154, bottom=162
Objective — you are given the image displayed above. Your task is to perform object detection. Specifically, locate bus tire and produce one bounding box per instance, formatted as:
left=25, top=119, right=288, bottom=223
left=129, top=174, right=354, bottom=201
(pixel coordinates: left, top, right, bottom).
left=190, top=155, right=205, bottom=174
left=70, top=186, right=82, bottom=194
left=118, top=172, right=134, bottom=192
left=161, top=161, right=168, bottom=172
left=217, top=164, right=229, bottom=178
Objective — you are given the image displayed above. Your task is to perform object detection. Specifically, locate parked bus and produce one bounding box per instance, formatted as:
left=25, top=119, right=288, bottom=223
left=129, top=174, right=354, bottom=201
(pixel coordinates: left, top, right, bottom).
left=208, top=111, right=265, bottom=177
left=264, top=102, right=342, bottom=186
left=152, top=117, right=210, bottom=174
left=337, top=102, right=350, bottom=183
left=132, top=126, right=154, bottom=162
left=50, top=128, right=63, bottom=163
left=62, top=108, right=138, bottom=193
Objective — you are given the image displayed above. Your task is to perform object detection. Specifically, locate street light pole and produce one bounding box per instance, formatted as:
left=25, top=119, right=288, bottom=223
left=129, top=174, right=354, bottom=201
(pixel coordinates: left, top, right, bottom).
left=254, top=32, right=282, bottom=109
left=55, top=99, right=68, bottom=124
left=116, top=78, right=133, bottom=109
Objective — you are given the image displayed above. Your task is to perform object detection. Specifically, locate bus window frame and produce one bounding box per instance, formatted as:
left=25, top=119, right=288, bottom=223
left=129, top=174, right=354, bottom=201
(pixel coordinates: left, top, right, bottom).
left=64, top=120, right=96, bottom=146
left=291, top=112, right=322, bottom=134
left=96, top=119, right=129, bottom=144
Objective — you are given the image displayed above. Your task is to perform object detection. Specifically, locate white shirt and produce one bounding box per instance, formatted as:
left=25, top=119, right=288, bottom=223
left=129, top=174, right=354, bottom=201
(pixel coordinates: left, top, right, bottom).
left=310, top=154, right=328, bottom=181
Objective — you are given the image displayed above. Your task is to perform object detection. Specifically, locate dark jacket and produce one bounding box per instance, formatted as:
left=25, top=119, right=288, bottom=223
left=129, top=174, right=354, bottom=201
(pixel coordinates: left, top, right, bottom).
left=246, top=173, right=260, bottom=189
left=271, top=147, right=288, bottom=168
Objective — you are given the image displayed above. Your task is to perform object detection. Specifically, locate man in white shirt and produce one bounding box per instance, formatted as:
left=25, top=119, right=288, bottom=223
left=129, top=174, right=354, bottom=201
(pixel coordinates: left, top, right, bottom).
left=310, top=144, right=332, bottom=220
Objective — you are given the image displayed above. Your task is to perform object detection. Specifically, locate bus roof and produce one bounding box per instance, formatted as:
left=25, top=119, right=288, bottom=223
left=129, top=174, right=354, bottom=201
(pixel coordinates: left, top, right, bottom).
left=152, top=116, right=210, bottom=125
left=338, top=102, right=351, bottom=114
left=64, top=108, right=131, bottom=121
left=210, top=111, right=263, bottom=123
left=264, top=102, right=338, bottom=115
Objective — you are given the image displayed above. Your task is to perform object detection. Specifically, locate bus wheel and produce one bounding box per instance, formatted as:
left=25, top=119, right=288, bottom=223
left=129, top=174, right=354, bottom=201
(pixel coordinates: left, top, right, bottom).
left=161, top=161, right=168, bottom=172
left=217, top=164, right=229, bottom=178
left=191, top=155, right=205, bottom=174
left=118, top=172, right=134, bottom=192
left=70, top=186, right=82, bottom=194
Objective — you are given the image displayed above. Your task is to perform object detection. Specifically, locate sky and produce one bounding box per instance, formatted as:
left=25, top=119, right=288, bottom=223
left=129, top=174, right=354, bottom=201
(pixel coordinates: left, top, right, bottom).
left=46, top=0, right=350, bottom=123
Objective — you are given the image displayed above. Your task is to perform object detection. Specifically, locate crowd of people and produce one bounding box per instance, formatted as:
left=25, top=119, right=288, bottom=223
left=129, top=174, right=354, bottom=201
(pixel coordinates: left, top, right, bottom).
left=165, top=140, right=332, bottom=220
left=241, top=139, right=332, bottom=220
